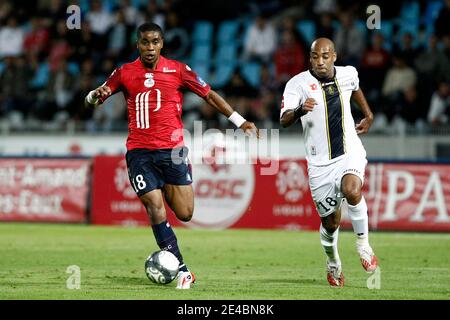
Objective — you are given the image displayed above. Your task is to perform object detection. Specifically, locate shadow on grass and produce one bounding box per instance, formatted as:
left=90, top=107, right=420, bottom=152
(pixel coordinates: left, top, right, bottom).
left=261, top=278, right=366, bottom=289
left=106, top=276, right=177, bottom=290
left=263, top=278, right=319, bottom=285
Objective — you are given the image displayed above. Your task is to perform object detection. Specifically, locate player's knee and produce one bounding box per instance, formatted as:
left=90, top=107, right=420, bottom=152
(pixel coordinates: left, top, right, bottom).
left=177, top=205, right=193, bottom=222
left=342, top=185, right=362, bottom=205
left=323, top=220, right=339, bottom=233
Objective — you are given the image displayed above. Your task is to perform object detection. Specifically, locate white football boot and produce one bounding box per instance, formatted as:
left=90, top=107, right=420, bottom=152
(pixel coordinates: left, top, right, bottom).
left=326, top=261, right=344, bottom=287
left=176, top=271, right=196, bottom=289
left=357, top=245, right=379, bottom=272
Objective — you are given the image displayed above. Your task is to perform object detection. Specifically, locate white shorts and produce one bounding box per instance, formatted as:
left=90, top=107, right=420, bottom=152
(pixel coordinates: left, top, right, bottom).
left=308, top=153, right=367, bottom=218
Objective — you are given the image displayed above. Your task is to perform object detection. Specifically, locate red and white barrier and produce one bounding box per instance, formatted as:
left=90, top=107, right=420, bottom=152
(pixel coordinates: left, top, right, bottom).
left=0, top=158, right=90, bottom=223
left=342, top=162, right=450, bottom=232
left=90, top=156, right=320, bottom=230
left=90, top=156, right=450, bottom=232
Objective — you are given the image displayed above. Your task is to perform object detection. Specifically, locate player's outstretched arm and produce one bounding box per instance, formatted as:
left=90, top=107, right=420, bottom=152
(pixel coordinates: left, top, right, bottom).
left=84, top=85, right=113, bottom=109
left=280, top=98, right=316, bottom=128
left=351, top=88, right=374, bottom=135
left=204, top=90, right=260, bottom=138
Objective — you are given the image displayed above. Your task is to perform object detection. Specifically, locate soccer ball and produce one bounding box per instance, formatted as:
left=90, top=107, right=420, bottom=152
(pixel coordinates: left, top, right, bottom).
left=145, top=250, right=180, bottom=284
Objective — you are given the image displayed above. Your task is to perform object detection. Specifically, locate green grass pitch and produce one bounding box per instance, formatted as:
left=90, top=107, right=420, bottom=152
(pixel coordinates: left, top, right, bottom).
left=0, top=223, right=449, bottom=300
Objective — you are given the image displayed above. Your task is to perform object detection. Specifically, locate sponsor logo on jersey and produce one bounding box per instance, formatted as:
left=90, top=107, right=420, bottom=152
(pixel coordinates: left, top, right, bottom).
left=163, top=67, right=176, bottom=73
left=309, top=83, right=318, bottom=90
left=196, top=75, right=207, bottom=87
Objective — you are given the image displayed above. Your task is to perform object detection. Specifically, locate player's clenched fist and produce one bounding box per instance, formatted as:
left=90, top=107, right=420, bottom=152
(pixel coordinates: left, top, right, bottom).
left=240, top=121, right=260, bottom=138
left=93, top=85, right=112, bottom=99
left=302, top=98, right=317, bottom=112
left=85, top=85, right=113, bottom=106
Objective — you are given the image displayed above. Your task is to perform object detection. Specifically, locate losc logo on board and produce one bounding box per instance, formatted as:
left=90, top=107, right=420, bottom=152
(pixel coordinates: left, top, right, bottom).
left=188, top=137, right=255, bottom=229
left=114, top=159, right=135, bottom=199
left=276, top=161, right=308, bottom=202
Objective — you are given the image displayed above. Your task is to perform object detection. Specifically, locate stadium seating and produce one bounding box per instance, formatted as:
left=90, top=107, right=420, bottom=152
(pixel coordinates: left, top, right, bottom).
left=240, top=61, right=261, bottom=87
left=421, top=0, right=444, bottom=24
left=30, top=62, right=49, bottom=89
left=216, top=20, right=241, bottom=45
left=190, top=63, right=210, bottom=80
left=192, top=21, right=214, bottom=44
left=214, top=43, right=238, bottom=63
left=297, top=20, right=316, bottom=44
left=210, top=63, right=236, bottom=88
left=190, top=43, right=212, bottom=64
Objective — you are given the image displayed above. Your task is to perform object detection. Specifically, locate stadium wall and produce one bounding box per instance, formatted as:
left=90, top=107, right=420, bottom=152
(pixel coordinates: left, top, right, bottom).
left=0, top=134, right=450, bottom=160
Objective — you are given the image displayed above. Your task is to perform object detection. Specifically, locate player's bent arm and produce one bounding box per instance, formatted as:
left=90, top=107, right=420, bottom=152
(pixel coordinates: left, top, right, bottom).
left=204, top=90, right=234, bottom=117
left=204, top=90, right=259, bottom=137
left=280, top=109, right=299, bottom=128
left=351, top=88, right=373, bottom=120
left=280, top=98, right=316, bottom=128
left=351, top=88, right=374, bottom=134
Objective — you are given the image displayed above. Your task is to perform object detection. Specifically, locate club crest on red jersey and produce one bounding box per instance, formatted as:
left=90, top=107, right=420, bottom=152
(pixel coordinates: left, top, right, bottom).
left=144, top=73, right=155, bottom=88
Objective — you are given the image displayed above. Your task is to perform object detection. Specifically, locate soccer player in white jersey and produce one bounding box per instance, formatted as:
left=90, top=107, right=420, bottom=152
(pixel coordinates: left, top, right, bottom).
left=280, top=38, right=378, bottom=287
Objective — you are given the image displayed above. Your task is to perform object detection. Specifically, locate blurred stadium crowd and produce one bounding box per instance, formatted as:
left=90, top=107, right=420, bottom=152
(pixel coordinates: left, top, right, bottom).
left=0, top=0, right=449, bottom=134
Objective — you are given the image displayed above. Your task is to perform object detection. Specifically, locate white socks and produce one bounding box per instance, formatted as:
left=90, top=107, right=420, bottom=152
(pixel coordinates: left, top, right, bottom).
left=320, top=224, right=341, bottom=266
left=347, top=197, right=369, bottom=247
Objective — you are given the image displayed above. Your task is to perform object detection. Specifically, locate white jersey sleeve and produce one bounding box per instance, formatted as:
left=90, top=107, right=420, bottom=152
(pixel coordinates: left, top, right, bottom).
left=348, top=66, right=359, bottom=91
left=280, top=75, right=307, bottom=118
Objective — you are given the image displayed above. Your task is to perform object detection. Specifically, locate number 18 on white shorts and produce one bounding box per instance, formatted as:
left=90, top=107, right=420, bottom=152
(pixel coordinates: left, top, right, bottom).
left=308, top=153, right=367, bottom=218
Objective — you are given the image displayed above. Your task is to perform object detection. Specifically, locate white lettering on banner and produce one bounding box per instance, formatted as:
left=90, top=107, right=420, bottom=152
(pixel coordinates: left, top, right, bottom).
left=0, top=191, right=63, bottom=215
left=0, top=194, right=14, bottom=213
left=195, top=179, right=245, bottom=199
left=110, top=201, right=142, bottom=213
left=411, top=171, right=449, bottom=222
left=273, top=205, right=313, bottom=217
left=1, top=164, right=89, bottom=188
left=0, top=166, right=16, bottom=187
left=381, top=170, right=415, bottom=221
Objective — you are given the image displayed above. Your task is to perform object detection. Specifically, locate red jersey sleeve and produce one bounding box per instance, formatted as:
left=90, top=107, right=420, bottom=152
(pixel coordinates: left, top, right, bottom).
left=180, top=64, right=211, bottom=98
left=99, top=67, right=123, bottom=103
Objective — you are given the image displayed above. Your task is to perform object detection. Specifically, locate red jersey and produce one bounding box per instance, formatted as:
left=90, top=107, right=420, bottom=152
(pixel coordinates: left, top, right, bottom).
left=100, top=55, right=211, bottom=150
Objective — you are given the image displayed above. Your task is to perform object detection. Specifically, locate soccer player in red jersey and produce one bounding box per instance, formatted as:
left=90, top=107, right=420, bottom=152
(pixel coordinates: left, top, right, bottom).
left=85, top=23, right=259, bottom=289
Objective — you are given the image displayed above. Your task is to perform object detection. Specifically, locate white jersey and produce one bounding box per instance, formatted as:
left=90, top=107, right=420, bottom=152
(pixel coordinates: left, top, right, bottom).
left=280, top=66, right=366, bottom=166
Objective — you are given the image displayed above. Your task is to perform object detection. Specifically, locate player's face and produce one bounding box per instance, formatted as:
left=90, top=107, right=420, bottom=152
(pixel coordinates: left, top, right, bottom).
left=137, top=31, right=164, bottom=67
left=310, top=46, right=336, bottom=79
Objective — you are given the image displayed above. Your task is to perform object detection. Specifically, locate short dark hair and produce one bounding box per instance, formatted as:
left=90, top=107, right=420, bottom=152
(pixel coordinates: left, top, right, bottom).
left=137, top=22, right=164, bottom=39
